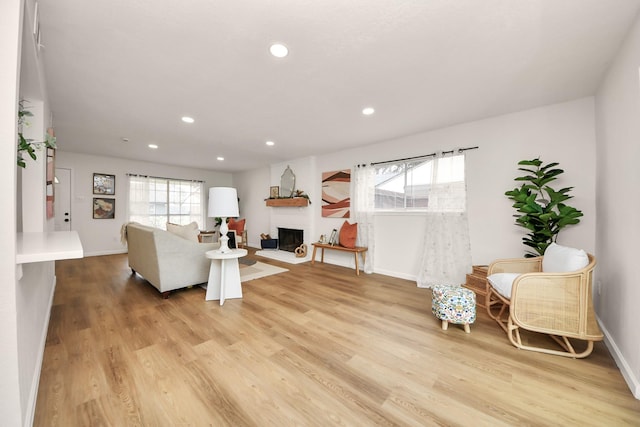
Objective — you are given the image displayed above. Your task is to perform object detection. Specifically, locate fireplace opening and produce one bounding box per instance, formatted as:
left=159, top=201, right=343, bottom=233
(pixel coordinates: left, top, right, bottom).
left=278, top=228, right=304, bottom=252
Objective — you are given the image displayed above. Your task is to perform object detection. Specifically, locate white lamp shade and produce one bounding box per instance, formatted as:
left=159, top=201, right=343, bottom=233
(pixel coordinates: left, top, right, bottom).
left=208, top=187, right=239, bottom=218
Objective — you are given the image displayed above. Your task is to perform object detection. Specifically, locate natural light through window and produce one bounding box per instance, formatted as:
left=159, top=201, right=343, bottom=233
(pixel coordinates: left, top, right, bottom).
left=374, top=154, right=465, bottom=210
left=128, top=175, right=205, bottom=229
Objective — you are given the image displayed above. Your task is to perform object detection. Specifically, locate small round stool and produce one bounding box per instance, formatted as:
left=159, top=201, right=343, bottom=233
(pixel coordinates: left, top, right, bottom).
left=431, top=284, right=476, bottom=333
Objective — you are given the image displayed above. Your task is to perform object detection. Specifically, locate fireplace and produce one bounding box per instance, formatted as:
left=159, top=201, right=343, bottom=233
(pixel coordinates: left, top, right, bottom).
left=278, top=228, right=304, bottom=252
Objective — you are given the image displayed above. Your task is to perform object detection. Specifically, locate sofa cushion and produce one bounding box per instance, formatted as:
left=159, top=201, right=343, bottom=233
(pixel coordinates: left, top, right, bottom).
left=339, top=220, right=357, bottom=248
left=542, top=242, right=589, bottom=273
left=166, top=221, right=200, bottom=242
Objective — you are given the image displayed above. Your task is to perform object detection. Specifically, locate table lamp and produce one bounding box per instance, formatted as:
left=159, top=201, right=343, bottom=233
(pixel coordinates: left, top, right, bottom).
left=208, top=187, right=239, bottom=253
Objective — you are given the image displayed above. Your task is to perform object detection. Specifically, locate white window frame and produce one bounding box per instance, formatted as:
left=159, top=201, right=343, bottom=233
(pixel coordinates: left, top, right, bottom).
left=127, top=174, right=205, bottom=229
left=373, top=154, right=466, bottom=212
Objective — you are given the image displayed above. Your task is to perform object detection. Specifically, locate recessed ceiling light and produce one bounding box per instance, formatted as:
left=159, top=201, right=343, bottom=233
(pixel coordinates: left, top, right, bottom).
left=217, top=156, right=224, bottom=161
left=148, top=144, right=158, bottom=149
left=362, top=107, right=375, bottom=116
left=269, top=43, right=289, bottom=58
left=121, top=137, right=129, bottom=142
left=181, top=116, right=195, bottom=123
left=265, top=140, right=275, bottom=146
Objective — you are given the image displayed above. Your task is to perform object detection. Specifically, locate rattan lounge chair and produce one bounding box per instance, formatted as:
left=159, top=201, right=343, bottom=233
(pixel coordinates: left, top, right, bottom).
left=485, top=243, right=603, bottom=358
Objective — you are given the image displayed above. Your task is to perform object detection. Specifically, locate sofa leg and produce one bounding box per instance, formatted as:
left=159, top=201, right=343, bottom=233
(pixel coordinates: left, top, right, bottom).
left=161, top=291, right=170, bottom=299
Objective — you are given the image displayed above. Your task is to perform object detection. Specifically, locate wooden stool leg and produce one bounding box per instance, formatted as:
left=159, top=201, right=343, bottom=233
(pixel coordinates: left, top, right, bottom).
left=441, top=320, right=448, bottom=330
left=464, top=323, right=471, bottom=334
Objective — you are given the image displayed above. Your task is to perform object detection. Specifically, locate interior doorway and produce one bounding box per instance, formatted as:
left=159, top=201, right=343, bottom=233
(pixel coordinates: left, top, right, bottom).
left=54, top=168, right=72, bottom=231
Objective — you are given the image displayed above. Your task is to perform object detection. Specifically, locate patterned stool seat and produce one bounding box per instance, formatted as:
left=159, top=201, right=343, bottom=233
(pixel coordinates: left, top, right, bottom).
left=432, top=284, right=476, bottom=333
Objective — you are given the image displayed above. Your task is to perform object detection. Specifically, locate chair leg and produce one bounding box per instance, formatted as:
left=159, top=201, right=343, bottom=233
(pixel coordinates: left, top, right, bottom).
left=506, top=316, right=596, bottom=358
left=441, top=320, right=448, bottom=330
left=486, top=286, right=509, bottom=333
left=463, top=323, right=470, bottom=334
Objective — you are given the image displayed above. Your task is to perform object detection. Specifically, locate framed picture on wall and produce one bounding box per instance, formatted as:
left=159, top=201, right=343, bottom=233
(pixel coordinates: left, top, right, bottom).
left=93, top=173, right=115, bottom=195
left=93, top=198, right=115, bottom=219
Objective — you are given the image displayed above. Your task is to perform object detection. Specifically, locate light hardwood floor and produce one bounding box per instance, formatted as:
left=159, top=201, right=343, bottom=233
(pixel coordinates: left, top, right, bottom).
left=35, top=251, right=640, bottom=426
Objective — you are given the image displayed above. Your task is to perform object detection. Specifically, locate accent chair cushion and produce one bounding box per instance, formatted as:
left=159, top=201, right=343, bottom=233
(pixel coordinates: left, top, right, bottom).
left=542, top=242, right=589, bottom=273
left=166, top=221, right=200, bottom=242
left=339, top=220, right=357, bottom=248
left=487, top=273, right=521, bottom=299
left=488, top=243, right=589, bottom=300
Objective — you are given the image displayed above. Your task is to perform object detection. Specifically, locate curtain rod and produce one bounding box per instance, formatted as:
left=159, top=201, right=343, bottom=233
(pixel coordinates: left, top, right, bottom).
left=369, top=146, right=479, bottom=166
left=126, top=173, right=204, bottom=183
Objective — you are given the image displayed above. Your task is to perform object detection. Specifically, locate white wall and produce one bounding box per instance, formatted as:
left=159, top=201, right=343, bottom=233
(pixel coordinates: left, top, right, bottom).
left=235, top=98, right=596, bottom=279
left=234, top=166, right=271, bottom=248
left=234, top=157, right=318, bottom=252
left=310, top=97, right=597, bottom=277
left=594, top=12, right=640, bottom=398
left=2, top=0, right=59, bottom=425
left=19, top=99, right=46, bottom=232
left=55, top=151, right=233, bottom=256
left=1, top=0, right=25, bottom=424
left=269, top=158, right=317, bottom=251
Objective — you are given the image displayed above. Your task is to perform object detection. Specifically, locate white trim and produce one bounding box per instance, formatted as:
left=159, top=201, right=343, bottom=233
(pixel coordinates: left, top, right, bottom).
left=84, top=249, right=128, bottom=257
left=255, top=250, right=309, bottom=264
left=374, top=210, right=431, bottom=216
left=599, top=316, right=640, bottom=399
left=373, top=267, right=417, bottom=282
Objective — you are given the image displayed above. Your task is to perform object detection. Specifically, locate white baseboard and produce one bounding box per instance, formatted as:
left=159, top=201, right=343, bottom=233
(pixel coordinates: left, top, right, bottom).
left=598, top=316, right=640, bottom=399
left=373, top=267, right=417, bottom=282
left=83, top=248, right=128, bottom=257
left=255, top=250, right=309, bottom=264
left=25, top=275, right=56, bottom=427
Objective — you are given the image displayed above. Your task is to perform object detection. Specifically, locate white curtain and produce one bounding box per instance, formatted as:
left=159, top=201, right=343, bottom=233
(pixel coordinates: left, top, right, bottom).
left=416, top=154, right=472, bottom=288
left=127, top=175, right=153, bottom=226
left=352, top=164, right=375, bottom=274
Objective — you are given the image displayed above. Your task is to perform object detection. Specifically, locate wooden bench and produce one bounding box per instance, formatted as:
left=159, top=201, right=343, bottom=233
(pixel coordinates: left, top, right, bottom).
left=311, top=243, right=368, bottom=276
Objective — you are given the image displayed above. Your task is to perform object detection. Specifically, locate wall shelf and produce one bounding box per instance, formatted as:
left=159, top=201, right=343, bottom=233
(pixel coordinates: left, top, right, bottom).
left=16, top=231, right=84, bottom=264
left=265, top=198, right=309, bottom=207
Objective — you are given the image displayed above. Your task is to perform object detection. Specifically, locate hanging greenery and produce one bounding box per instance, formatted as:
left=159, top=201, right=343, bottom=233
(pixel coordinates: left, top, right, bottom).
left=505, top=157, right=583, bottom=257
left=17, top=100, right=56, bottom=168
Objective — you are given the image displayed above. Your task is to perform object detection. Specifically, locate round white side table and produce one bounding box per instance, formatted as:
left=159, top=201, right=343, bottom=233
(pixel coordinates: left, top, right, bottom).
left=205, top=248, right=248, bottom=305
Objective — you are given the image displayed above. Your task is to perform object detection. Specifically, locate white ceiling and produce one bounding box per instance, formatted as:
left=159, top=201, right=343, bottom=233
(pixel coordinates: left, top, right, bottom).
left=36, top=0, right=640, bottom=172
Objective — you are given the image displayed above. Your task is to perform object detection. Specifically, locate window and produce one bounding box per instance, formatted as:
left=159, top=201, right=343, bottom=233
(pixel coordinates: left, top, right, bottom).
left=128, top=175, right=205, bottom=229
left=374, top=154, right=465, bottom=211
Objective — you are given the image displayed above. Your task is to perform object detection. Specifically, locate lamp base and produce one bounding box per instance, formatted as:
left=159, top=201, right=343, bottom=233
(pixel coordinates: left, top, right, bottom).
left=218, top=217, right=232, bottom=253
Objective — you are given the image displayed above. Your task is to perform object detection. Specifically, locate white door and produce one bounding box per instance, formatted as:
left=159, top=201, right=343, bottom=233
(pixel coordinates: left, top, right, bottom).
left=54, top=168, right=72, bottom=231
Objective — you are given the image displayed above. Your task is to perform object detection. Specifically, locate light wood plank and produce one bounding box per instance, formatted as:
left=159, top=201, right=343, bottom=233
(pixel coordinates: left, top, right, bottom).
left=34, top=252, right=640, bottom=426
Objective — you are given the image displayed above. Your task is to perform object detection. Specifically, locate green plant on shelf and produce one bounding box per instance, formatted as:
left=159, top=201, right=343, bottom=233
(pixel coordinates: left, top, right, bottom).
left=293, top=190, right=311, bottom=203
left=17, top=100, right=56, bottom=168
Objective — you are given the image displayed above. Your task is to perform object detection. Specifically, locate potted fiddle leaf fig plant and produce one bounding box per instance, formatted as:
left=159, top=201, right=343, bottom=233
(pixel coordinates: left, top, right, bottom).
left=505, top=157, right=583, bottom=257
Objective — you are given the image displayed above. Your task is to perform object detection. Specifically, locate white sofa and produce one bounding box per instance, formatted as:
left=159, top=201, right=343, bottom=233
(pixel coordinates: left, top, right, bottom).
left=126, top=222, right=219, bottom=297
